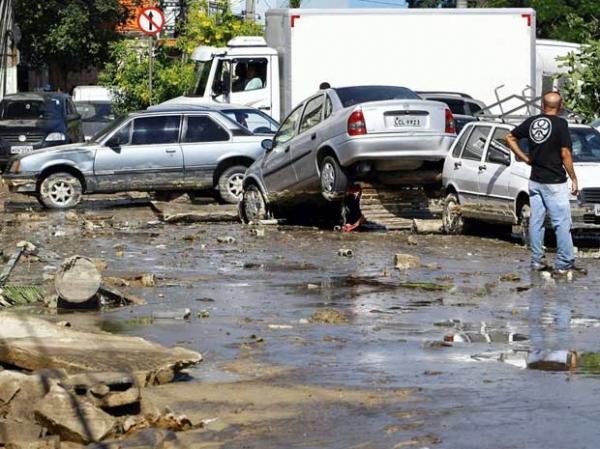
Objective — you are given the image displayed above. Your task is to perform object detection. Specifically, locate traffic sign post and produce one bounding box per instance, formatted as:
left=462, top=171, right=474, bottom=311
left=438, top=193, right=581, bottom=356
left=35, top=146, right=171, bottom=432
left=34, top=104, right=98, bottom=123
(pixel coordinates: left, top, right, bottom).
left=137, top=7, right=165, bottom=105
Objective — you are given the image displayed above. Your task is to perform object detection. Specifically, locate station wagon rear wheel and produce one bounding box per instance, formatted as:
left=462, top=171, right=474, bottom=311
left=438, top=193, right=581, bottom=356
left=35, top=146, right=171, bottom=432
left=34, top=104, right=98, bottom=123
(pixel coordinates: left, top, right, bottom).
left=320, top=156, right=348, bottom=201
left=442, top=192, right=465, bottom=234
left=217, top=165, right=247, bottom=204
left=37, top=172, right=82, bottom=209
left=241, top=184, right=267, bottom=223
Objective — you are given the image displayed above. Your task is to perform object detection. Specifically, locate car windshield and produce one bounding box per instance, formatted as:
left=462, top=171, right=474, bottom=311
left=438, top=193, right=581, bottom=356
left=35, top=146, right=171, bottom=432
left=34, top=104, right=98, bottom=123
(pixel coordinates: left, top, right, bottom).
left=335, top=86, right=420, bottom=108
left=92, top=116, right=128, bottom=142
left=0, top=98, right=62, bottom=119
left=221, top=109, right=278, bottom=134
left=518, top=127, right=600, bottom=162
left=75, top=102, right=114, bottom=122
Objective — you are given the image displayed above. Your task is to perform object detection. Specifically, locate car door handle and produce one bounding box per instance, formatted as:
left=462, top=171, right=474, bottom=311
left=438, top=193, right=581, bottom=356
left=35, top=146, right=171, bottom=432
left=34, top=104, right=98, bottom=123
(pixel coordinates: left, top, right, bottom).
left=165, top=149, right=177, bottom=154
left=311, top=133, right=317, bottom=141
left=454, top=161, right=462, bottom=169
left=478, top=164, right=487, bottom=171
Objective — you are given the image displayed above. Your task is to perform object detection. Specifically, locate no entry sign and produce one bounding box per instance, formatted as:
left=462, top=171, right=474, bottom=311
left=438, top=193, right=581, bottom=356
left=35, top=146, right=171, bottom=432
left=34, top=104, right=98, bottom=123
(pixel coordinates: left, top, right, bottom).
left=137, top=6, right=165, bottom=36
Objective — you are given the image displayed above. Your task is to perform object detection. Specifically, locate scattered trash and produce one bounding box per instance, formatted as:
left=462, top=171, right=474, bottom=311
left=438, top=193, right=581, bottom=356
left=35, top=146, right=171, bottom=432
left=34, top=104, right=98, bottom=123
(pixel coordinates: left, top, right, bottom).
left=499, top=273, right=521, bottom=282
left=54, top=256, right=102, bottom=308
left=412, top=219, right=443, bottom=234
left=268, top=324, right=294, bottom=330
left=337, top=248, right=353, bottom=257
left=527, top=349, right=577, bottom=371
left=250, top=228, right=266, bottom=237
left=310, top=308, right=350, bottom=324
left=196, top=310, right=210, bottom=318
left=151, top=201, right=238, bottom=223
left=153, top=308, right=191, bottom=320
left=217, top=236, right=236, bottom=244
left=394, top=253, right=421, bottom=270
left=307, top=283, right=320, bottom=290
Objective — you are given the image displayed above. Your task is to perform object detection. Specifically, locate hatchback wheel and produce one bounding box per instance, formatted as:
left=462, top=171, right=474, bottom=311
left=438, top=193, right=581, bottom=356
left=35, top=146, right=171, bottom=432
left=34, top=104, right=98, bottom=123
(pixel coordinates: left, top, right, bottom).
left=320, top=156, right=348, bottom=201
left=442, top=192, right=465, bottom=234
left=38, top=172, right=82, bottom=209
left=217, top=165, right=247, bottom=204
left=241, top=184, right=267, bottom=223
left=518, top=202, right=531, bottom=246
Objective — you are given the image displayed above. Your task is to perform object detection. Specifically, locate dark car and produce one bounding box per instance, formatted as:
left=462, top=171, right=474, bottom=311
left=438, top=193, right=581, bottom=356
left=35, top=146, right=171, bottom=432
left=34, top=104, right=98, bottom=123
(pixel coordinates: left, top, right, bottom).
left=74, top=101, right=114, bottom=141
left=417, top=92, right=486, bottom=134
left=0, top=92, right=84, bottom=171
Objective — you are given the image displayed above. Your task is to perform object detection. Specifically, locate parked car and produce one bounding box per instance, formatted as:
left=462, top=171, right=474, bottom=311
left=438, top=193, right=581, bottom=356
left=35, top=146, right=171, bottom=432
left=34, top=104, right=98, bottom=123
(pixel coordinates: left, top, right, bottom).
left=72, top=85, right=115, bottom=141
left=418, top=92, right=486, bottom=134
left=2, top=108, right=270, bottom=208
left=441, top=120, right=600, bottom=240
left=239, top=85, right=457, bottom=222
left=591, top=118, right=600, bottom=132
left=151, top=102, right=279, bottom=135
left=0, top=92, right=84, bottom=171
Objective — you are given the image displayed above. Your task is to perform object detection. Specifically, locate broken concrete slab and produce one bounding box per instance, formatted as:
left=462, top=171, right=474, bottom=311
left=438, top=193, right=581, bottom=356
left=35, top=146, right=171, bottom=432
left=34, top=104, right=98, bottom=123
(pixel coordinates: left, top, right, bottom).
left=412, top=219, right=443, bottom=234
left=394, top=254, right=421, bottom=270
left=5, top=437, right=60, bottom=449
left=34, top=385, right=116, bottom=444
left=0, top=370, right=62, bottom=422
left=87, top=428, right=179, bottom=449
left=150, top=201, right=238, bottom=223
left=61, top=372, right=141, bottom=410
left=0, top=313, right=201, bottom=386
left=0, top=421, right=44, bottom=444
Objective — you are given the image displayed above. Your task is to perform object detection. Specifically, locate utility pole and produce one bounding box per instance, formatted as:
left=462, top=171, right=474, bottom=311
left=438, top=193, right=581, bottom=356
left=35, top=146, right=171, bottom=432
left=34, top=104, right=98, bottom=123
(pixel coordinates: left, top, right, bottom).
left=245, top=0, right=255, bottom=21
left=456, top=0, right=468, bottom=7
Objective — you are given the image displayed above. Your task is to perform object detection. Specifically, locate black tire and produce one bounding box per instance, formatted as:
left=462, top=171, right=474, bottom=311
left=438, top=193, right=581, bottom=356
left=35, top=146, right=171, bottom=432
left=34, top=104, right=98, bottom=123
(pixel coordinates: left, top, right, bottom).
left=518, top=202, right=531, bottom=246
left=240, top=184, right=268, bottom=223
left=442, top=192, right=465, bottom=234
left=217, top=165, right=247, bottom=204
left=320, top=156, right=348, bottom=201
left=37, top=172, right=83, bottom=209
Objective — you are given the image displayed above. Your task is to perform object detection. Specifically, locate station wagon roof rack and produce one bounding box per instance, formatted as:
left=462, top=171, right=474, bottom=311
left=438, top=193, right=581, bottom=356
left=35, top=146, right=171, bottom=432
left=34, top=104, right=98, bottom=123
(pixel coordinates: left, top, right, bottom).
left=417, top=91, right=473, bottom=99
left=475, top=85, right=583, bottom=124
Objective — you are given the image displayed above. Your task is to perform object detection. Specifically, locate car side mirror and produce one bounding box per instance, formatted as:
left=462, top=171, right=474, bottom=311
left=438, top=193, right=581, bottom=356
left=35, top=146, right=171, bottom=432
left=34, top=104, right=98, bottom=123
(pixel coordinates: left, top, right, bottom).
left=68, top=113, right=81, bottom=121
left=489, top=151, right=510, bottom=166
left=261, top=138, right=274, bottom=152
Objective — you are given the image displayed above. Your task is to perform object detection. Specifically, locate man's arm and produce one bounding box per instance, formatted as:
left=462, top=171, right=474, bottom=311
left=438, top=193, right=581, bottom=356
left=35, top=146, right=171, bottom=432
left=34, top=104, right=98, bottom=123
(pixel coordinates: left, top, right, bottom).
left=562, top=147, right=578, bottom=195
left=506, top=132, right=531, bottom=164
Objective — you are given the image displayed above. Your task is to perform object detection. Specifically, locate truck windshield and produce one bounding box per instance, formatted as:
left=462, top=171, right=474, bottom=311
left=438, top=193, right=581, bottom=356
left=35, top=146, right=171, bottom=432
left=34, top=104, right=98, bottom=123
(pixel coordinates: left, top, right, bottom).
left=335, top=86, right=421, bottom=108
left=190, top=61, right=212, bottom=97
left=0, top=98, right=61, bottom=120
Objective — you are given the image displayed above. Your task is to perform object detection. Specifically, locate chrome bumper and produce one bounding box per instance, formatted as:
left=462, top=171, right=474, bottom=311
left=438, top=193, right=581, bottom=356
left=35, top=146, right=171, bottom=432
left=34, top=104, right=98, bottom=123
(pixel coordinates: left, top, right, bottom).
left=3, top=174, right=37, bottom=193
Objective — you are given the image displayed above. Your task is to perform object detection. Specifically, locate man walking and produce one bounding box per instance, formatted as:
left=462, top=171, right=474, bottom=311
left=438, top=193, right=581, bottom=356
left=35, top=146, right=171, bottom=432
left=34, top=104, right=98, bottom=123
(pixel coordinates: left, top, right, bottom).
left=506, top=91, right=585, bottom=275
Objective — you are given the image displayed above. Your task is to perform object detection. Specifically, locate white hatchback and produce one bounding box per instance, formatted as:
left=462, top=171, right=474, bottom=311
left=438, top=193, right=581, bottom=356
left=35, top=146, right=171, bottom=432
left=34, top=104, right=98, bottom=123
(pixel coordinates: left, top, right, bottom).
left=441, top=121, right=600, bottom=239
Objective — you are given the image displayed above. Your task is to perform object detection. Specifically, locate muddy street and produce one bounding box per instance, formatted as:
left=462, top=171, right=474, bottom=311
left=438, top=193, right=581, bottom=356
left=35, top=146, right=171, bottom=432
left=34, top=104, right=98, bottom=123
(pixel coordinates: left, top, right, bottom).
left=2, top=192, right=600, bottom=449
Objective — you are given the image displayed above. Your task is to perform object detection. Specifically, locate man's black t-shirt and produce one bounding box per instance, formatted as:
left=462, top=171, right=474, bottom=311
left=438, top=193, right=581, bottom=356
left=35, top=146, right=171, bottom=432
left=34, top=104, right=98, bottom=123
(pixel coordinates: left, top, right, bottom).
left=511, top=114, right=572, bottom=184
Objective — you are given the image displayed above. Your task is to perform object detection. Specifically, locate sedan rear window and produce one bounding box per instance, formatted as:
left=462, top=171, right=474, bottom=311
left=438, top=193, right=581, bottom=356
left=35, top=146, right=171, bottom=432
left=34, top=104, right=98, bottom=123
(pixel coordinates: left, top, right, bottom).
left=335, top=86, right=420, bottom=108
left=0, top=98, right=61, bottom=119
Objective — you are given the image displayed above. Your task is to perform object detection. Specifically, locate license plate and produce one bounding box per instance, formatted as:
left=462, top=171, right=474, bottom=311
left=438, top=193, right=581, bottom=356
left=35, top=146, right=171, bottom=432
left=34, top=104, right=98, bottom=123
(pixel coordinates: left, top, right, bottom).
left=10, top=145, right=33, bottom=154
left=389, top=116, right=422, bottom=128
left=594, top=204, right=600, bottom=216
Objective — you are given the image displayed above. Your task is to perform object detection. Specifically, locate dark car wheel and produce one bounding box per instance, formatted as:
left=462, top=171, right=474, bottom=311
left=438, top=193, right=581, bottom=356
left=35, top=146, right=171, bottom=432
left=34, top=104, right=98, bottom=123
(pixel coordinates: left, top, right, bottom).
left=442, top=192, right=466, bottom=234
left=37, top=172, right=83, bottom=209
left=320, top=156, right=348, bottom=201
left=217, top=165, right=247, bottom=204
left=240, top=184, right=268, bottom=223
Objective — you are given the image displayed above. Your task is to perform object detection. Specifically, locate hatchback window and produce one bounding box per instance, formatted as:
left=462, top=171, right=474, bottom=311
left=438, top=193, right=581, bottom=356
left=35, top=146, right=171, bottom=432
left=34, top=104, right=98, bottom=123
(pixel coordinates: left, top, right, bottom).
left=452, top=126, right=473, bottom=158
left=487, top=128, right=511, bottom=163
left=131, top=115, right=181, bottom=145
left=184, top=116, right=229, bottom=143
left=335, top=86, right=420, bottom=108
left=274, top=105, right=303, bottom=146
left=469, top=102, right=483, bottom=115
left=299, top=95, right=324, bottom=134
left=462, top=126, right=491, bottom=161
left=439, top=99, right=466, bottom=115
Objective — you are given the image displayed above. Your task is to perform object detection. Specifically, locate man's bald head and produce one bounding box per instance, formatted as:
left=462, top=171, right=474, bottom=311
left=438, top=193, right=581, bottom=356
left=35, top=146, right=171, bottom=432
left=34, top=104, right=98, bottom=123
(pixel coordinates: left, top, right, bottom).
left=542, top=91, right=563, bottom=113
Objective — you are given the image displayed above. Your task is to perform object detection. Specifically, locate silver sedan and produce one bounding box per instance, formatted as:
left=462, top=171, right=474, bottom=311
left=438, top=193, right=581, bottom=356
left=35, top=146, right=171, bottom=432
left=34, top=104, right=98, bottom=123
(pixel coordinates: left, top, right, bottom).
left=3, top=109, right=270, bottom=208
left=240, top=85, right=456, bottom=221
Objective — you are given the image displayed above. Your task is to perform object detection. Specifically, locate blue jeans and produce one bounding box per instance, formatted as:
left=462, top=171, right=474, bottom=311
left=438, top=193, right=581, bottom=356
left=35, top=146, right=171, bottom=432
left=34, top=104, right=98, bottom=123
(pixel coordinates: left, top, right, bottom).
left=528, top=180, right=575, bottom=270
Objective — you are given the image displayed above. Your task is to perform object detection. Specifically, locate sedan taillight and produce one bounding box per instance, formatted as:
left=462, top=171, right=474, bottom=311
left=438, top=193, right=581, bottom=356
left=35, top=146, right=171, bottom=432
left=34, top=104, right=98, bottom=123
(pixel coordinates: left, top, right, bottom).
left=445, top=108, right=456, bottom=134
left=348, top=108, right=367, bottom=136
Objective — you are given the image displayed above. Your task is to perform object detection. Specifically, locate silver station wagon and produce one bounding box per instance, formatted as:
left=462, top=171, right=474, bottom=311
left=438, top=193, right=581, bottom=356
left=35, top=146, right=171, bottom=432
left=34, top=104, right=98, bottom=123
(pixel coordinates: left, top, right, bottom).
left=3, top=108, right=269, bottom=208
left=442, top=121, right=600, bottom=240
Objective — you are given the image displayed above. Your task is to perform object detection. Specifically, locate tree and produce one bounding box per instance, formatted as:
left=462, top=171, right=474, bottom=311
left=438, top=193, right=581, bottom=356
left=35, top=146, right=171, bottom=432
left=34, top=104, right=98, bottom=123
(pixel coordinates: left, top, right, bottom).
left=289, top=0, right=302, bottom=7
left=558, top=39, right=600, bottom=121
left=14, top=0, right=130, bottom=88
left=99, top=0, right=263, bottom=114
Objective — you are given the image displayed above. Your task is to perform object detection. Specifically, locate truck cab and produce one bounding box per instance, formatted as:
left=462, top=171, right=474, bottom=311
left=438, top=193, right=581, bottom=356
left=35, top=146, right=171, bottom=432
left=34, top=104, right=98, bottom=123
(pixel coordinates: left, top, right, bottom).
left=183, top=37, right=281, bottom=121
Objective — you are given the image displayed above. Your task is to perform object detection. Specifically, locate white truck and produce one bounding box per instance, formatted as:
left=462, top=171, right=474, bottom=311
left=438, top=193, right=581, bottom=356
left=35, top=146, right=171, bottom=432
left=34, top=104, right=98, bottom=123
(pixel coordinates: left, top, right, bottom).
left=174, top=8, right=538, bottom=121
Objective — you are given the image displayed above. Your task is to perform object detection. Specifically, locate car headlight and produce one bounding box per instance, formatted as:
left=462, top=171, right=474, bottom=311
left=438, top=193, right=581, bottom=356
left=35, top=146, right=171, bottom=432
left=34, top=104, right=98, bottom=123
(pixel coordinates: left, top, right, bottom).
left=9, top=160, right=20, bottom=174
left=45, top=132, right=66, bottom=142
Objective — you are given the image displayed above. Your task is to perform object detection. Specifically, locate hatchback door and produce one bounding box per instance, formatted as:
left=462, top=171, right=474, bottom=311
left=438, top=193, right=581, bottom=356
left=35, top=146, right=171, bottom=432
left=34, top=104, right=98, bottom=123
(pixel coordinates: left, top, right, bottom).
left=452, top=125, right=493, bottom=207
left=360, top=100, right=448, bottom=135
left=181, top=114, right=232, bottom=188
left=94, top=115, right=183, bottom=191
left=477, top=127, right=514, bottom=221
left=261, top=104, right=303, bottom=198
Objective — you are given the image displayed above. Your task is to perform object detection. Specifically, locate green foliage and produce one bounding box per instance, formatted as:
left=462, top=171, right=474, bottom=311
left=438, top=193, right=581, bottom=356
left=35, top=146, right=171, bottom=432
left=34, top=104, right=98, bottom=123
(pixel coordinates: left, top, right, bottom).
left=99, top=0, right=263, bottom=114
left=289, top=0, right=302, bottom=7
left=558, top=39, right=600, bottom=121
left=14, top=0, right=129, bottom=76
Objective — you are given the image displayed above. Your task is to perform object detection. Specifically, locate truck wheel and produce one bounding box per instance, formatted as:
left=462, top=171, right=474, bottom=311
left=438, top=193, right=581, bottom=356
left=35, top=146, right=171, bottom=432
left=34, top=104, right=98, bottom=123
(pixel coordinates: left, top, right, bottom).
left=217, top=165, right=247, bottom=204
left=240, top=184, right=267, bottom=223
left=320, top=156, right=348, bottom=201
left=38, top=173, right=83, bottom=209
left=518, top=202, right=531, bottom=246
left=442, top=192, right=465, bottom=234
